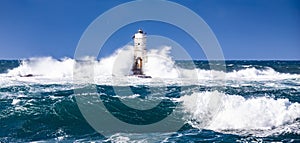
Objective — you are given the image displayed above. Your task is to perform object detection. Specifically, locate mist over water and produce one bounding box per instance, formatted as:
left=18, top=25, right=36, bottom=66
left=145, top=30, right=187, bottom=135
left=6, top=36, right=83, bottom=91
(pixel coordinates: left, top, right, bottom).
left=0, top=46, right=300, bottom=142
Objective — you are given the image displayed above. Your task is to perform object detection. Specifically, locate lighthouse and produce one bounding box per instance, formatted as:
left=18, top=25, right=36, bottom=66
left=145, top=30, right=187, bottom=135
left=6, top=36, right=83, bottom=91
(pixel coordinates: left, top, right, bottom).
left=131, top=29, right=151, bottom=78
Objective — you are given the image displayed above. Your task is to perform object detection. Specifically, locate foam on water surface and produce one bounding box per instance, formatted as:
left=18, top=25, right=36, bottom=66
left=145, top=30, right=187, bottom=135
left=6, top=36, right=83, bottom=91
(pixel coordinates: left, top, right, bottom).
left=0, top=46, right=299, bottom=87
left=180, top=91, right=300, bottom=136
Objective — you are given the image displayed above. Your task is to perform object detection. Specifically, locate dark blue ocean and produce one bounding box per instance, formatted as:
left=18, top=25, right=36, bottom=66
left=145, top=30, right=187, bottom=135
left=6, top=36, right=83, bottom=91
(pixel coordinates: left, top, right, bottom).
left=0, top=58, right=300, bottom=142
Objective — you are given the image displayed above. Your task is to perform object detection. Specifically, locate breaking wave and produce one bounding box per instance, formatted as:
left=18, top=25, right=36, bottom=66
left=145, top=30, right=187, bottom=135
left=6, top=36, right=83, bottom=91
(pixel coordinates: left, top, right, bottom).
left=180, top=91, right=300, bottom=136
left=2, top=46, right=300, bottom=82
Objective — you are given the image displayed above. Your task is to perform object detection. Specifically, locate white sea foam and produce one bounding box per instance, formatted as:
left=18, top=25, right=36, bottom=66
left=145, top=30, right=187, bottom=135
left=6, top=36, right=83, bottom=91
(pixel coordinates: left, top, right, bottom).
left=180, top=91, right=300, bottom=135
left=104, top=133, right=169, bottom=143
left=11, top=99, right=21, bottom=105
left=1, top=46, right=299, bottom=86
left=6, top=57, right=74, bottom=78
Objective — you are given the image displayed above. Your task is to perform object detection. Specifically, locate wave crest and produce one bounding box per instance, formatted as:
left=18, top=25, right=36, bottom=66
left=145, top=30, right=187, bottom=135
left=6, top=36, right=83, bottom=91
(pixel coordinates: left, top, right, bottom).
left=180, top=91, right=300, bottom=135
left=3, top=46, right=299, bottom=82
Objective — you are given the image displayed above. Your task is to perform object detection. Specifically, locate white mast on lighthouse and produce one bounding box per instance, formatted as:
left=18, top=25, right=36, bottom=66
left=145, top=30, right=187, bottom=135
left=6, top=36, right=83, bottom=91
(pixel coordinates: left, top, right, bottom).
left=131, top=29, right=148, bottom=76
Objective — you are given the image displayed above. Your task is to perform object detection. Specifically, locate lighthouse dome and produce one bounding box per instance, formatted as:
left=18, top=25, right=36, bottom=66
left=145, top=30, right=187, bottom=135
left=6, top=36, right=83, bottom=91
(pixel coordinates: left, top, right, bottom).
left=138, top=29, right=143, bottom=33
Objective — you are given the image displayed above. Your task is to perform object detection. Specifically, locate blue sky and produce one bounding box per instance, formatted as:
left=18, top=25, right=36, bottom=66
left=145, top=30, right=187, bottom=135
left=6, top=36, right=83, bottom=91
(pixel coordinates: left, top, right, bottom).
left=0, top=0, right=299, bottom=60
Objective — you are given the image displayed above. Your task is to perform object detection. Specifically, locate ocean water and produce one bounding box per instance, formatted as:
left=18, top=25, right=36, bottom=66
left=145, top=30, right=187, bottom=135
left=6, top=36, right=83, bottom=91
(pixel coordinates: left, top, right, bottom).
left=0, top=47, right=300, bottom=142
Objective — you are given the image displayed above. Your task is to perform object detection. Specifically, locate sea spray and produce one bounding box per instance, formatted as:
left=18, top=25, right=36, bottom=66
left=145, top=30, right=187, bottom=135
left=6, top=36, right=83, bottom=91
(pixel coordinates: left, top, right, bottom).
left=180, top=91, right=300, bottom=136
left=5, top=47, right=299, bottom=81
left=0, top=57, right=299, bottom=142
left=6, top=57, right=74, bottom=78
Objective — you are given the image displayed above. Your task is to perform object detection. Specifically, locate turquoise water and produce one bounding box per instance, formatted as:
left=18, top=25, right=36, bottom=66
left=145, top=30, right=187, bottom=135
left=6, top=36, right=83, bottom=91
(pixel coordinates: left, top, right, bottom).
left=0, top=59, right=300, bottom=142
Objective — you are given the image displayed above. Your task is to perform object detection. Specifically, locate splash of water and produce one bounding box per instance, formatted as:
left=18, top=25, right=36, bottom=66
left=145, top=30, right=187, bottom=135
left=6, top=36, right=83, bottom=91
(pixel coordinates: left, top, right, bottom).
left=4, top=46, right=300, bottom=81
left=180, top=91, right=300, bottom=136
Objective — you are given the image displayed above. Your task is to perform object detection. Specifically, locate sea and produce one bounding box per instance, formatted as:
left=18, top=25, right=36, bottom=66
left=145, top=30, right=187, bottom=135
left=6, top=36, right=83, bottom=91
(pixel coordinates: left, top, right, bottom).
left=0, top=47, right=299, bottom=142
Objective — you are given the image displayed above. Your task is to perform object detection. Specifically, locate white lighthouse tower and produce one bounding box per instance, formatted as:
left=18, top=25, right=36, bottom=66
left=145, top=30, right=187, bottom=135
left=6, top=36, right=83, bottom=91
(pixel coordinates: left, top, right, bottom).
left=131, top=29, right=150, bottom=78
